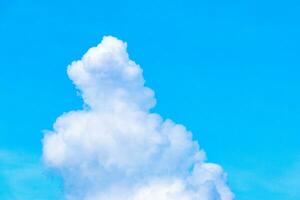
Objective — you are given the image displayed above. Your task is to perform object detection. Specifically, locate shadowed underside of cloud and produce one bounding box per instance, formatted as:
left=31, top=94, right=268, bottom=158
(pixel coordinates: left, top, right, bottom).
left=42, top=36, right=233, bottom=200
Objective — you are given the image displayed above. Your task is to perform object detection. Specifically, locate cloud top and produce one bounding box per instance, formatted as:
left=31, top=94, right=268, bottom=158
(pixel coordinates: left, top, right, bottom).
left=43, top=36, right=233, bottom=200
left=67, top=36, right=155, bottom=111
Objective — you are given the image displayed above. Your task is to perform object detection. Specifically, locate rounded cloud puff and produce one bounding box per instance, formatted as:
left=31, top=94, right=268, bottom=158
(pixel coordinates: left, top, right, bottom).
left=43, top=36, right=233, bottom=200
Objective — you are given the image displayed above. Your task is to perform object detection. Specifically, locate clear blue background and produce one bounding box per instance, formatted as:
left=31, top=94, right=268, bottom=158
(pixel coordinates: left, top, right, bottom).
left=0, top=0, right=300, bottom=199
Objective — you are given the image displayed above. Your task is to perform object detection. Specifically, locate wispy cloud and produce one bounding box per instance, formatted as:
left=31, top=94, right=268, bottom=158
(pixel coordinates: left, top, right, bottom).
left=42, top=36, right=233, bottom=200
left=0, top=150, right=62, bottom=200
left=228, top=158, right=300, bottom=200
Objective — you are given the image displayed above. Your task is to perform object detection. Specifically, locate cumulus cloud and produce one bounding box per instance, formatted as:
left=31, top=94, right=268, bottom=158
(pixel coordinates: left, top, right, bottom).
left=42, top=36, right=233, bottom=200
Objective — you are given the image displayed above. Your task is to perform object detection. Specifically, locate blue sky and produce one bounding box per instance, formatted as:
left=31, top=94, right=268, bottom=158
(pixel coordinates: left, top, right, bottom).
left=0, top=0, right=300, bottom=199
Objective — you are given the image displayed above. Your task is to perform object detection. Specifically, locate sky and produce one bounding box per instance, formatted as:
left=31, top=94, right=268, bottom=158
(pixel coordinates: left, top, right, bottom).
left=0, top=0, right=300, bottom=200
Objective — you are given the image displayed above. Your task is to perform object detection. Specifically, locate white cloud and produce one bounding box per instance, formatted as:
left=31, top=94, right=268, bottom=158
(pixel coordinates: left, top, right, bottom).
left=42, top=36, right=233, bottom=200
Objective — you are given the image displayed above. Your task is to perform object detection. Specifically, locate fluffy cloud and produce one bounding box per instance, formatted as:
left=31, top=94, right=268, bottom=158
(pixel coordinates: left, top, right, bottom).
left=42, top=36, right=233, bottom=200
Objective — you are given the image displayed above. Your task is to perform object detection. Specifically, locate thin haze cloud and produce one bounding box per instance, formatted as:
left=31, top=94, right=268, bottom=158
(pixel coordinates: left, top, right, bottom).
left=42, top=36, right=233, bottom=200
